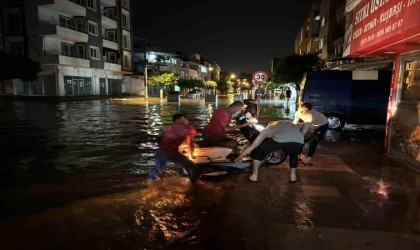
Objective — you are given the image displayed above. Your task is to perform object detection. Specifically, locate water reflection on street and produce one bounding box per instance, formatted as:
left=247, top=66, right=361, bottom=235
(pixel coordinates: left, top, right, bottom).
left=0, top=96, right=295, bottom=249
left=0, top=96, right=396, bottom=249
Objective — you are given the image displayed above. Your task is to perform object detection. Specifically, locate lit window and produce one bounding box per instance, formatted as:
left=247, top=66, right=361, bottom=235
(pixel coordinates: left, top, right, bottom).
left=319, top=38, right=324, bottom=50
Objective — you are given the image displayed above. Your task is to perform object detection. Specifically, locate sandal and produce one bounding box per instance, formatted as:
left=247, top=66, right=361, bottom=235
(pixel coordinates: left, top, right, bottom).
left=302, top=162, right=313, bottom=167
left=246, top=175, right=258, bottom=183
left=289, top=176, right=298, bottom=183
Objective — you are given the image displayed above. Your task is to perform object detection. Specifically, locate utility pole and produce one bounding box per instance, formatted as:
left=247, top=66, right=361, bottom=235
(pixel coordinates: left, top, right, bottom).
left=143, top=43, right=148, bottom=99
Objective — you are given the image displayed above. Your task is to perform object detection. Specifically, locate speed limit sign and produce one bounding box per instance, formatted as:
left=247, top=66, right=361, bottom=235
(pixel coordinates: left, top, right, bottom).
left=252, top=71, right=268, bottom=83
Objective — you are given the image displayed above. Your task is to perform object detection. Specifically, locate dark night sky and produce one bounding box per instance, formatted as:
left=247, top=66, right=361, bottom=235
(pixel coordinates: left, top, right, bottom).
left=132, top=0, right=313, bottom=74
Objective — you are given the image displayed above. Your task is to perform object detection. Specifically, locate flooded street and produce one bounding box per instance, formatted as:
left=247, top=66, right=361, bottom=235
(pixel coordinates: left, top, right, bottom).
left=0, top=96, right=298, bottom=249
left=0, top=96, right=396, bottom=249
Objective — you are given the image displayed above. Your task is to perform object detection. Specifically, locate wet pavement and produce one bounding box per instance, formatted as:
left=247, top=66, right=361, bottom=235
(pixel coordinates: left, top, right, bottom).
left=0, top=96, right=420, bottom=249
left=177, top=125, right=420, bottom=250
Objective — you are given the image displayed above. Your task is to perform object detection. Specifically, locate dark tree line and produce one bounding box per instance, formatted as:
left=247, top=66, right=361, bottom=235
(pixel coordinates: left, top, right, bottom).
left=0, top=52, right=41, bottom=81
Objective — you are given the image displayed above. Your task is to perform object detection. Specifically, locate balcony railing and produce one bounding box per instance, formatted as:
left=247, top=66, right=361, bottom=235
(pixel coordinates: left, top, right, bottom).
left=103, top=58, right=120, bottom=64
left=102, top=8, right=116, bottom=20
left=58, top=20, right=85, bottom=33
left=44, top=50, right=87, bottom=59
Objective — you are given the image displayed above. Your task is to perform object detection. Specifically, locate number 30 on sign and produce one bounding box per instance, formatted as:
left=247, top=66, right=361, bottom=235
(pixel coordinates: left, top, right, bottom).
left=252, top=71, right=268, bottom=83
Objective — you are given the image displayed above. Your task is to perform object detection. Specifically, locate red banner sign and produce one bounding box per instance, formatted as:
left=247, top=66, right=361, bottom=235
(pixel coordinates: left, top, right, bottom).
left=344, top=0, right=420, bottom=57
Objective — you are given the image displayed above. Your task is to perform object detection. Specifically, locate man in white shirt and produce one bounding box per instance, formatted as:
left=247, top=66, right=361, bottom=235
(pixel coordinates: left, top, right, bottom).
left=293, top=102, right=329, bottom=166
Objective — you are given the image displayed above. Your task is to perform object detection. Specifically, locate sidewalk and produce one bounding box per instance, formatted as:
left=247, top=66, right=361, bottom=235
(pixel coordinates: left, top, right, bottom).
left=181, top=130, right=420, bottom=249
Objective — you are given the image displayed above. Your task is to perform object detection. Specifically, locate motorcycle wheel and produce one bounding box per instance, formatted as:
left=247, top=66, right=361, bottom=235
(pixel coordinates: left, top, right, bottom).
left=264, top=149, right=288, bottom=165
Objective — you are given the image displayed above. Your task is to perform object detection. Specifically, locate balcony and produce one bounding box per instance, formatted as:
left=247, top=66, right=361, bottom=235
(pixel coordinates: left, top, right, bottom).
left=101, top=15, right=117, bottom=29
left=104, top=61, right=121, bottom=71
left=38, top=22, right=88, bottom=43
left=103, top=38, right=118, bottom=50
left=38, top=50, right=89, bottom=67
left=36, top=0, right=86, bottom=16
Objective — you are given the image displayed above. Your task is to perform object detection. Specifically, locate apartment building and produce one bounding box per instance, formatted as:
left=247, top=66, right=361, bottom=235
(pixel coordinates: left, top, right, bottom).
left=132, top=38, right=221, bottom=96
left=293, top=0, right=392, bottom=70
left=0, top=0, right=134, bottom=96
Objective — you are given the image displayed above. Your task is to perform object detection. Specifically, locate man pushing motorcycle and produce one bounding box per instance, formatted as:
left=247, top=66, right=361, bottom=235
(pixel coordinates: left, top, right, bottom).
left=234, top=120, right=304, bottom=183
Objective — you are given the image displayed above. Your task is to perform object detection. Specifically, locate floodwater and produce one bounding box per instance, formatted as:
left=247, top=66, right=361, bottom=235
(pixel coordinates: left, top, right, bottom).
left=0, top=95, right=297, bottom=249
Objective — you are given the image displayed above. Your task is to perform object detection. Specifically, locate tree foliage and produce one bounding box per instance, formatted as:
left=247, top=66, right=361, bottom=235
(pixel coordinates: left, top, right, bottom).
left=204, top=80, right=217, bottom=89
left=0, top=52, right=41, bottom=81
left=148, top=71, right=180, bottom=87
left=178, top=79, right=203, bottom=89
left=275, top=53, right=320, bottom=87
left=217, top=80, right=233, bottom=93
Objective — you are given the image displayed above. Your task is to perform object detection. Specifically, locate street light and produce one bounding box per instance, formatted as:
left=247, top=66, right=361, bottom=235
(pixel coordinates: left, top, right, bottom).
left=209, top=66, right=213, bottom=81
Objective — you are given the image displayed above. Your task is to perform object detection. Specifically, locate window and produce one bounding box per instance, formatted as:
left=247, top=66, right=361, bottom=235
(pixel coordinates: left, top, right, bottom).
left=401, top=59, right=420, bottom=101
left=106, top=51, right=117, bottom=63
left=76, top=44, right=86, bottom=59
left=59, top=16, right=74, bottom=30
left=319, top=38, right=324, bottom=50
left=6, top=12, right=21, bottom=33
left=74, top=18, right=84, bottom=32
left=62, top=43, right=75, bottom=57
left=86, top=0, right=97, bottom=10
left=89, top=46, right=100, bottom=60
left=9, top=41, right=24, bottom=55
left=121, top=11, right=130, bottom=29
left=121, top=0, right=129, bottom=8
left=123, top=51, right=131, bottom=68
left=88, top=21, right=98, bottom=35
left=103, top=7, right=115, bottom=20
left=105, top=30, right=116, bottom=42
left=122, top=32, right=130, bottom=49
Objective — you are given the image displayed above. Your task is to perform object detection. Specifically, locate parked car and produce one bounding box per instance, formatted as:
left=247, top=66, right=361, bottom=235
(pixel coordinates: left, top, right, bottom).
left=254, top=89, right=265, bottom=98
left=185, top=89, right=201, bottom=98
left=300, top=70, right=392, bottom=130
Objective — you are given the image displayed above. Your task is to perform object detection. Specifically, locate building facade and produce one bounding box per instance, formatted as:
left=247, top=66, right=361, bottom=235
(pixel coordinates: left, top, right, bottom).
left=0, top=0, right=135, bottom=96
left=344, top=0, right=420, bottom=169
left=132, top=38, right=221, bottom=96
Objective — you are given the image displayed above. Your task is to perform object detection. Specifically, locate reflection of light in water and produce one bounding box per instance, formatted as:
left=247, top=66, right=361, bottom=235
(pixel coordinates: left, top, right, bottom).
left=0, top=177, right=224, bottom=249
left=371, top=179, right=389, bottom=199
left=292, top=197, right=314, bottom=231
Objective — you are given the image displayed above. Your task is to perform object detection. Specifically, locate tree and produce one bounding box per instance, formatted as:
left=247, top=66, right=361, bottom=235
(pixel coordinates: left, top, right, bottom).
left=178, top=79, right=203, bottom=89
left=148, top=71, right=180, bottom=88
left=148, top=71, right=180, bottom=98
left=0, top=52, right=41, bottom=81
left=217, top=80, right=233, bottom=94
left=275, top=53, right=320, bottom=88
left=204, top=80, right=217, bottom=89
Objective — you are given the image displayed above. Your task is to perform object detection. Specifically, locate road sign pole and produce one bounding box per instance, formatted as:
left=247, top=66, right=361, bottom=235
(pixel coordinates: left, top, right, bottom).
left=252, top=71, right=268, bottom=119
left=257, top=82, right=261, bottom=119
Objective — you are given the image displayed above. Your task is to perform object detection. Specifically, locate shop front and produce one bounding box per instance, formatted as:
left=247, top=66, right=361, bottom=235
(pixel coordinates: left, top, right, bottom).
left=344, top=0, right=420, bottom=169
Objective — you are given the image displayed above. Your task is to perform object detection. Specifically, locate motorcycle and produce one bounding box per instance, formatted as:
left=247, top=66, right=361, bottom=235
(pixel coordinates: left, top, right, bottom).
left=179, top=100, right=288, bottom=178
left=235, top=105, right=288, bottom=166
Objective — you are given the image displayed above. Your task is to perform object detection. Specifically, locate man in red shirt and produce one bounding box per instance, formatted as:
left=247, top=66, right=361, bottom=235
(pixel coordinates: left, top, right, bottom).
left=147, top=113, right=199, bottom=184
left=202, top=100, right=245, bottom=157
